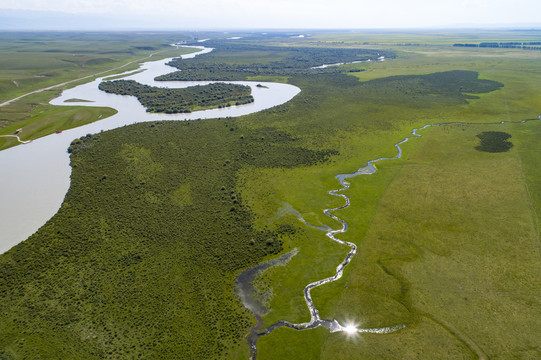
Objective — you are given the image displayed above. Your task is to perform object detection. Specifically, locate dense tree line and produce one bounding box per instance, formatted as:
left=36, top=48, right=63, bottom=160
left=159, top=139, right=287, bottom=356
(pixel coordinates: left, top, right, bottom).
left=156, top=65, right=349, bottom=81
left=190, top=41, right=396, bottom=64
left=99, top=80, right=253, bottom=113
left=454, top=42, right=541, bottom=50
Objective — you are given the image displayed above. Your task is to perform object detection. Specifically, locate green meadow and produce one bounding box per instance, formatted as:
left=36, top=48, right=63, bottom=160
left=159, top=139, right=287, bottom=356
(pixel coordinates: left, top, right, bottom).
left=259, top=121, right=541, bottom=359
left=253, top=39, right=541, bottom=359
left=1, top=31, right=541, bottom=359
left=0, top=32, right=197, bottom=102
left=0, top=89, right=117, bottom=150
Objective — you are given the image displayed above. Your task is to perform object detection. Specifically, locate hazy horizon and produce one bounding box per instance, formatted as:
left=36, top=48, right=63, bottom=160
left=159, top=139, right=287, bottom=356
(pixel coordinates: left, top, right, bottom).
left=1, top=0, right=541, bottom=31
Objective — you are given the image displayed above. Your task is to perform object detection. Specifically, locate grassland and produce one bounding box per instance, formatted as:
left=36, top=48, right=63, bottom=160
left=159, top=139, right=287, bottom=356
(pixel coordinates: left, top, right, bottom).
left=268, top=122, right=529, bottom=360
left=1, top=31, right=541, bottom=359
left=308, top=121, right=541, bottom=359
left=0, top=32, right=196, bottom=103
left=252, top=38, right=541, bottom=359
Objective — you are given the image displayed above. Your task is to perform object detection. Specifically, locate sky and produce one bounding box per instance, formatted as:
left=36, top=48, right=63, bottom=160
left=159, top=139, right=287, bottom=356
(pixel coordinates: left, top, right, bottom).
left=1, top=0, right=541, bottom=30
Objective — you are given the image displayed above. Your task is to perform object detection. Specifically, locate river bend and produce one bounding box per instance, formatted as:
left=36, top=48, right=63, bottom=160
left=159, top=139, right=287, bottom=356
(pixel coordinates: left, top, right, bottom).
left=0, top=46, right=300, bottom=253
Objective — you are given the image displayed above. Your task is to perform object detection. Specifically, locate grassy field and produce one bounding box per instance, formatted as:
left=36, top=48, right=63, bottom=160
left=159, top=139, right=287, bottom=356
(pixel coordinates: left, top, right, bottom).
left=0, top=32, right=197, bottom=102
left=314, top=121, right=541, bottom=359
left=256, top=120, right=541, bottom=357
left=306, top=29, right=541, bottom=46
left=1, top=31, right=541, bottom=359
left=0, top=90, right=117, bottom=149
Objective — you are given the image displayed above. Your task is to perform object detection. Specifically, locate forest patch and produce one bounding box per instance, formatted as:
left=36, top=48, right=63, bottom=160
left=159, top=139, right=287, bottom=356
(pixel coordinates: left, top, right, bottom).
left=475, top=131, right=513, bottom=153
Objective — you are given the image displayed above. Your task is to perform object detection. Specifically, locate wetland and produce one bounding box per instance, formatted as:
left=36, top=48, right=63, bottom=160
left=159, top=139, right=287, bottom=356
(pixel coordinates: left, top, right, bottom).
left=1, top=31, right=541, bottom=359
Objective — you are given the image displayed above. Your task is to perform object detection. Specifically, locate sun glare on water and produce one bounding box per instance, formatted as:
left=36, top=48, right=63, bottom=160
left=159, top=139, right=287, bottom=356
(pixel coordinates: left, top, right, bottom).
left=343, top=323, right=358, bottom=335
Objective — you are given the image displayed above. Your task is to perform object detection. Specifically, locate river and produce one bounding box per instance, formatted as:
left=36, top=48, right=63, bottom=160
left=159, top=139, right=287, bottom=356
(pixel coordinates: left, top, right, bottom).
left=0, top=46, right=300, bottom=253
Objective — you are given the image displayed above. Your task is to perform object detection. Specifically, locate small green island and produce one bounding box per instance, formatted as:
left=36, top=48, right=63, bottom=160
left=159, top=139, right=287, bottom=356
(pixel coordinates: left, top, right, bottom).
left=64, top=98, right=95, bottom=103
left=98, top=80, right=254, bottom=113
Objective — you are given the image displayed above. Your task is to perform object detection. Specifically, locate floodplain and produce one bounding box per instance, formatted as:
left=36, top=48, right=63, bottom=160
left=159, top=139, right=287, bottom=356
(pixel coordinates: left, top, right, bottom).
left=0, top=30, right=540, bottom=359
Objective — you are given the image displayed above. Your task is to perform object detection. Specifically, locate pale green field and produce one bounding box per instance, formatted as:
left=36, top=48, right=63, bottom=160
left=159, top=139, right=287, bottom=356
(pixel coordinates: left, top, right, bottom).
left=257, top=121, right=541, bottom=360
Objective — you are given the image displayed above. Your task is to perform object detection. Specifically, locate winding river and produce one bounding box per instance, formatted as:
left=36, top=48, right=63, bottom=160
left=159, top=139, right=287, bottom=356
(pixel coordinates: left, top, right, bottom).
left=0, top=46, right=300, bottom=253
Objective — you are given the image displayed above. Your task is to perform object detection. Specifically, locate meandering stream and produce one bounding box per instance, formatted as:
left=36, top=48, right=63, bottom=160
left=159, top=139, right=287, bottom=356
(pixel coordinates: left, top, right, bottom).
left=243, top=116, right=541, bottom=358
left=244, top=126, right=431, bottom=359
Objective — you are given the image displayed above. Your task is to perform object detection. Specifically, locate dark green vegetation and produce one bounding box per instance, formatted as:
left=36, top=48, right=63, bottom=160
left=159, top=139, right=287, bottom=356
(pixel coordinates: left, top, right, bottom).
left=156, top=42, right=394, bottom=81
left=2, top=30, right=541, bottom=359
left=454, top=41, right=541, bottom=50
left=475, top=131, right=513, bottom=152
left=354, top=70, right=502, bottom=103
left=0, top=118, right=337, bottom=359
left=98, top=80, right=253, bottom=113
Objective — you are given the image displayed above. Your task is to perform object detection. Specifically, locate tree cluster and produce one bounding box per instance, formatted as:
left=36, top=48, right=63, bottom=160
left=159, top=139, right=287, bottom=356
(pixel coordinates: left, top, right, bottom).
left=99, top=80, right=253, bottom=113
left=454, top=42, right=541, bottom=50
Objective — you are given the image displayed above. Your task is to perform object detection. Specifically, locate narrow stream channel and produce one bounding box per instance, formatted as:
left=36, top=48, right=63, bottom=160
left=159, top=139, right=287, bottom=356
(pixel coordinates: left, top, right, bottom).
left=243, top=116, right=541, bottom=359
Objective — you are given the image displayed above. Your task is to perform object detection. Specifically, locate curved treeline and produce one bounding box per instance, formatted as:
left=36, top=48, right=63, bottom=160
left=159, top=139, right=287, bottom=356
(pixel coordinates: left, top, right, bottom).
left=157, top=42, right=394, bottom=81
left=157, top=63, right=344, bottom=81
left=98, top=80, right=253, bottom=113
